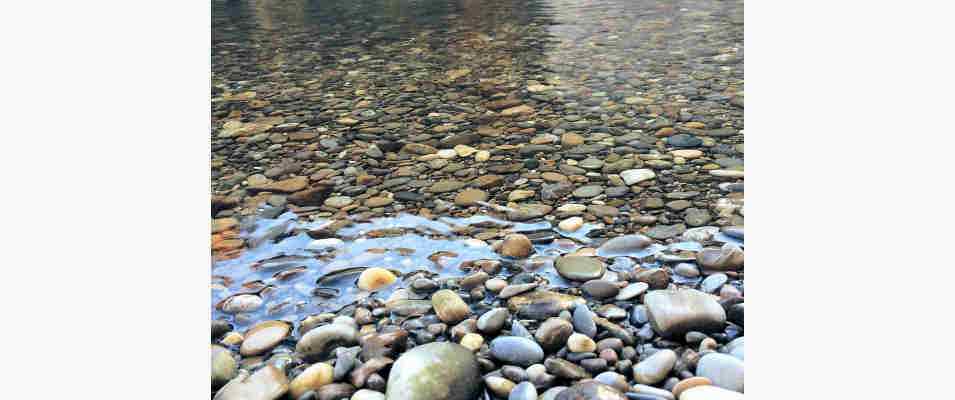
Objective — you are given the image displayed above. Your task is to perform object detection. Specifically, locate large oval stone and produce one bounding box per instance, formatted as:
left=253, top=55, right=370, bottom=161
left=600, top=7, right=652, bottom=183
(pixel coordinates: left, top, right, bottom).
left=489, top=336, right=545, bottom=367
left=385, top=342, right=482, bottom=400
left=240, top=320, right=291, bottom=357
left=644, top=289, right=726, bottom=338
left=555, top=256, right=606, bottom=281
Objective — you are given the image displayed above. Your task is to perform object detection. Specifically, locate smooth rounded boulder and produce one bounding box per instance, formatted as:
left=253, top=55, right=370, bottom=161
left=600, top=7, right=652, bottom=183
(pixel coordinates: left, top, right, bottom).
left=644, top=289, right=726, bottom=338
left=385, top=342, right=482, bottom=400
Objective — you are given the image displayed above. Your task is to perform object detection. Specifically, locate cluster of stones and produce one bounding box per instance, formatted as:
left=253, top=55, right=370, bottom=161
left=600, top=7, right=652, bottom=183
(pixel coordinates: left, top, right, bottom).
left=212, top=232, right=744, bottom=400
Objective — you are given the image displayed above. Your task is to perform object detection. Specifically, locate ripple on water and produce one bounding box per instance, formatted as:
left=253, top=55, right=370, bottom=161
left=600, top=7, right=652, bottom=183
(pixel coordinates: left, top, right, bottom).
left=212, top=213, right=610, bottom=330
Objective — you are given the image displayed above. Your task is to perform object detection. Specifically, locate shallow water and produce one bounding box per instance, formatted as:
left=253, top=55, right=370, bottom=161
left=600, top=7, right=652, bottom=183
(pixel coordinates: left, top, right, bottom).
left=213, top=212, right=580, bottom=329
left=211, top=211, right=740, bottom=331
left=212, top=0, right=743, bottom=124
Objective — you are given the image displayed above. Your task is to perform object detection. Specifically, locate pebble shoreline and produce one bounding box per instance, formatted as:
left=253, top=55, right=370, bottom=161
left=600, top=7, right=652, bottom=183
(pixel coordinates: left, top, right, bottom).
left=211, top=0, right=744, bottom=399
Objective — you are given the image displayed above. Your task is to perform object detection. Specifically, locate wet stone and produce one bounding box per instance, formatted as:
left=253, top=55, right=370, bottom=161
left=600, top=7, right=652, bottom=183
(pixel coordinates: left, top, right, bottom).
left=582, top=280, right=620, bottom=299
left=555, top=256, right=606, bottom=281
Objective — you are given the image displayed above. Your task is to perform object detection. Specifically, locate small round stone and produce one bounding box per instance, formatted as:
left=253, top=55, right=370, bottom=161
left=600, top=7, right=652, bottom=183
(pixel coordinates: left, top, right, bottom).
left=567, top=333, right=597, bottom=353
left=499, top=234, right=534, bottom=258
left=357, top=267, right=397, bottom=291
left=460, top=333, right=484, bottom=352
left=432, top=289, right=471, bottom=324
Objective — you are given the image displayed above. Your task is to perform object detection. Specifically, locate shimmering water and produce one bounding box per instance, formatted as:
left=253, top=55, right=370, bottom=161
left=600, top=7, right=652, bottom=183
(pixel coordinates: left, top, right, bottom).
left=212, top=211, right=742, bottom=330
left=212, top=0, right=743, bottom=123
left=213, top=212, right=597, bottom=329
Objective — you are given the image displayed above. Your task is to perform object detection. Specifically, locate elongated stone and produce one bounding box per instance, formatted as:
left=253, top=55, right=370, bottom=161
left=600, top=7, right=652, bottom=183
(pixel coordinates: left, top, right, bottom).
left=295, top=323, right=359, bottom=361
left=240, top=320, right=291, bottom=357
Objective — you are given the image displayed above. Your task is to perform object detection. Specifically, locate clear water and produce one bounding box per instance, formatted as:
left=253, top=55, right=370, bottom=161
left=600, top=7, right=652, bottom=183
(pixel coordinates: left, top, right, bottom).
left=212, top=0, right=744, bottom=118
